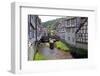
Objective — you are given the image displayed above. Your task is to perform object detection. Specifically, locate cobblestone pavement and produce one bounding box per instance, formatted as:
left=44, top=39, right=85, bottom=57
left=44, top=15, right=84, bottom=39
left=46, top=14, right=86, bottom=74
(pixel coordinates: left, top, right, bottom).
left=38, top=43, right=73, bottom=60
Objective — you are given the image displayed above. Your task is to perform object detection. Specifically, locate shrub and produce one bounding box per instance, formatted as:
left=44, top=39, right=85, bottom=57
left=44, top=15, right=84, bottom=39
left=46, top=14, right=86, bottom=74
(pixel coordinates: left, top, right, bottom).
left=34, top=52, right=45, bottom=60
left=55, top=41, right=70, bottom=52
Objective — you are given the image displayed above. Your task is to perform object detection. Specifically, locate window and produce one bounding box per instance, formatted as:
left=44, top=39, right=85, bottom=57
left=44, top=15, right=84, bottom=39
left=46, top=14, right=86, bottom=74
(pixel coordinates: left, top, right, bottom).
left=68, top=37, right=70, bottom=40
left=72, top=28, right=74, bottom=33
left=65, top=21, right=67, bottom=26
left=67, top=20, right=70, bottom=26
left=71, top=18, right=76, bottom=26
left=72, top=38, right=75, bottom=42
left=71, top=19, right=74, bottom=25
left=74, top=18, right=76, bottom=25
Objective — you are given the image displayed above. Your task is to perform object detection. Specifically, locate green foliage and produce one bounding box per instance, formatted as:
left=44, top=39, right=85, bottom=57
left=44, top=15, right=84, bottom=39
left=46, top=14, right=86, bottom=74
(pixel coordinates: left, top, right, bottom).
left=42, top=19, right=56, bottom=28
left=34, top=52, right=45, bottom=60
left=61, top=39, right=87, bottom=58
left=70, top=47, right=88, bottom=58
left=55, top=41, right=70, bottom=52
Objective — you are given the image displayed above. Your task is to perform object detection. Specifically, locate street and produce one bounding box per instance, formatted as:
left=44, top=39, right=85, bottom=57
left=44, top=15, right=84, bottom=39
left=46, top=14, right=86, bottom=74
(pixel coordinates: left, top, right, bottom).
left=37, top=43, right=73, bottom=60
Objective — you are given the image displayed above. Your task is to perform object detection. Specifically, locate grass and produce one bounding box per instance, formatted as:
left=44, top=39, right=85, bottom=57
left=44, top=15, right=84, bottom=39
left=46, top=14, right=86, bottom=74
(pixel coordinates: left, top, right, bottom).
left=34, top=52, right=45, bottom=60
left=55, top=41, right=70, bottom=52
left=70, top=47, right=88, bottom=58
left=58, top=39, right=88, bottom=58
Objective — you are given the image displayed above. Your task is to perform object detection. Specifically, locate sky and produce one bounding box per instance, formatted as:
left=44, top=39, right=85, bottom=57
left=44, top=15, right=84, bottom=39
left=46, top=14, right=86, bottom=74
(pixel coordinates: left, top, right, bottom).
left=39, top=15, right=62, bottom=22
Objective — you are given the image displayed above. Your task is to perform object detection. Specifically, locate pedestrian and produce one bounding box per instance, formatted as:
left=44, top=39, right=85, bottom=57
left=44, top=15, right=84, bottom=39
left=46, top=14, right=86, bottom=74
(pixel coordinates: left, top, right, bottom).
left=49, top=38, right=54, bottom=49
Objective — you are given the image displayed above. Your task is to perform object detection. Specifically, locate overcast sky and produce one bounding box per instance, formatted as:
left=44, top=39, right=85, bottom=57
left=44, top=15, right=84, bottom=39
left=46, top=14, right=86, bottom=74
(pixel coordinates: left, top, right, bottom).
left=39, top=15, right=62, bottom=22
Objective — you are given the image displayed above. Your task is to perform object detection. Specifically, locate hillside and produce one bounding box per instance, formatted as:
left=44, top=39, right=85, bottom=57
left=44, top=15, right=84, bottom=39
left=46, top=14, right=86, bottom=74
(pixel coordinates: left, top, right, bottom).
left=42, top=19, right=57, bottom=29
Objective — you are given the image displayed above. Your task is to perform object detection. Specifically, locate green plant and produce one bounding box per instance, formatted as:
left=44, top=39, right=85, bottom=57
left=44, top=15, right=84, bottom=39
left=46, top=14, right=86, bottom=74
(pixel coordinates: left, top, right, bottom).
left=34, top=52, right=45, bottom=60
left=55, top=39, right=88, bottom=58
left=55, top=41, right=70, bottom=52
